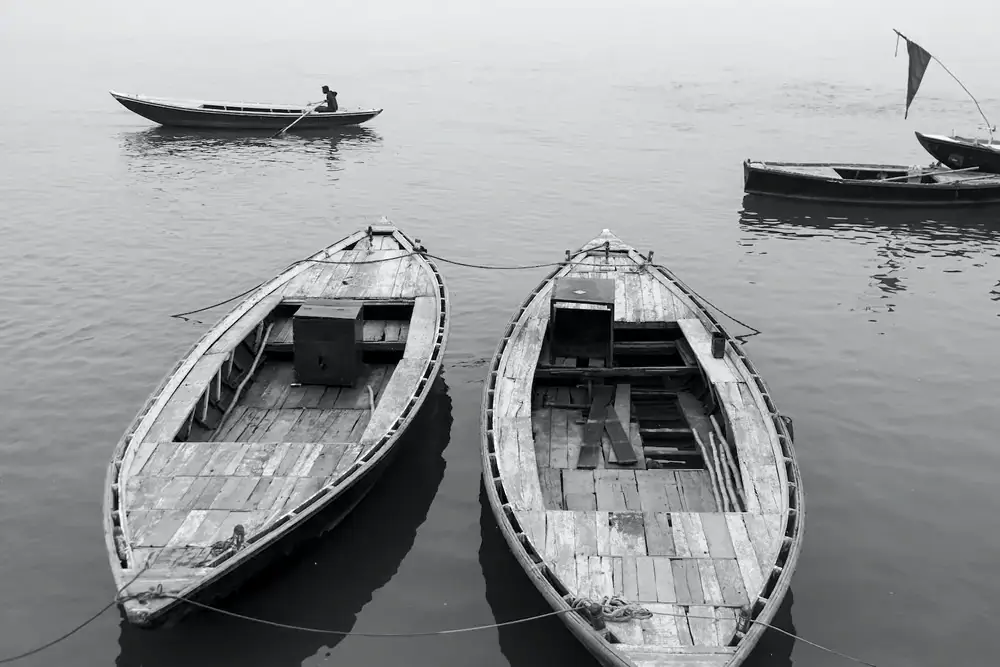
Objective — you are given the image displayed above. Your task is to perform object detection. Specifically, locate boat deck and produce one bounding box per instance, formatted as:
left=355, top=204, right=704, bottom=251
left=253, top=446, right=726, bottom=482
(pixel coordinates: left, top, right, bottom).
left=485, top=231, right=798, bottom=666
left=109, top=226, right=449, bottom=624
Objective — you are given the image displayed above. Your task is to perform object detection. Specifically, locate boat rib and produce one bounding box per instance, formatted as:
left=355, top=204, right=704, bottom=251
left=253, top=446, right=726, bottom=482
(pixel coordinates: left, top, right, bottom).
left=480, top=229, right=803, bottom=667
left=103, top=223, right=449, bottom=627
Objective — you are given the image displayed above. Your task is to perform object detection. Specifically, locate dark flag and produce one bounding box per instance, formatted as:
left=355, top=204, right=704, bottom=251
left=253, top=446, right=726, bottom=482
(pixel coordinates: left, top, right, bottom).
left=900, top=34, right=932, bottom=118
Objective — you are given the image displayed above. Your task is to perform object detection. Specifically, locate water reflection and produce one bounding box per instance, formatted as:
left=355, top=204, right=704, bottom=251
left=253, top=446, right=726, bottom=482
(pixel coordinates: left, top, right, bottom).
left=740, top=195, right=1000, bottom=249
left=115, top=374, right=452, bottom=667
left=118, top=125, right=382, bottom=172
left=478, top=480, right=796, bottom=667
left=740, top=194, right=1000, bottom=309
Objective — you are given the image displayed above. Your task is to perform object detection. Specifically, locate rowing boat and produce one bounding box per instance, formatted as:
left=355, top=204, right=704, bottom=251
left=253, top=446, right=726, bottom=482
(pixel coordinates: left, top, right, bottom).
left=109, top=91, right=382, bottom=131
left=480, top=229, right=803, bottom=666
left=104, top=223, right=449, bottom=627
left=743, top=159, right=1000, bottom=206
left=914, top=131, right=1000, bottom=174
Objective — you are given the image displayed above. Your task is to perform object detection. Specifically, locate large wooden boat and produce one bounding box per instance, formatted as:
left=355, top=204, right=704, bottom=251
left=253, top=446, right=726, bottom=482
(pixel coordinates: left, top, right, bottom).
left=743, top=159, right=1000, bottom=206
left=480, top=230, right=803, bottom=667
left=110, top=91, right=382, bottom=131
left=914, top=131, right=1000, bottom=174
left=104, top=223, right=449, bottom=627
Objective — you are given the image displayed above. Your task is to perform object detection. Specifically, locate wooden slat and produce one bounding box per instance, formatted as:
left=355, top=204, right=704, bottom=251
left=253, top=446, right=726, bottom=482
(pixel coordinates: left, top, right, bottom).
left=538, top=467, right=563, bottom=509
left=360, top=359, right=424, bottom=444
left=713, top=559, right=749, bottom=606
left=726, top=514, right=764, bottom=597
left=578, top=385, right=613, bottom=468
left=643, top=512, right=675, bottom=556
left=607, top=512, right=647, bottom=556
left=699, top=513, right=737, bottom=559
left=687, top=605, right=718, bottom=647
left=676, top=512, right=710, bottom=558
left=636, top=556, right=658, bottom=602
left=549, top=409, right=569, bottom=468
left=515, top=510, right=546, bottom=549
left=640, top=603, right=682, bottom=646
left=574, top=510, right=598, bottom=555
left=402, top=295, right=439, bottom=361
left=545, top=510, right=577, bottom=591
left=676, top=319, right=736, bottom=385
left=671, top=559, right=704, bottom=604
left=636, top=471, right=673, bottom=512
left=714, top=381, right=778, bottom=514
left=562, top=470, right=596, bottom=510
left=653, top=557, right=676, bottom=602
left=595, top=469, right=641, bottom=511
left=697, top=560, right=725, bottom=606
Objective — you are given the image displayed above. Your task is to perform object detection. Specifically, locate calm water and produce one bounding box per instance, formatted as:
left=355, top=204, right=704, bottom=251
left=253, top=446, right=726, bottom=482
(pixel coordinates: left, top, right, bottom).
left=2, top=1, right=1000, bottom=665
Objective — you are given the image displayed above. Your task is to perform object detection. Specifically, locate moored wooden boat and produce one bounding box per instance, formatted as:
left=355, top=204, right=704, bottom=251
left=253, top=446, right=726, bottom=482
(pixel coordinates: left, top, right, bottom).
left=744, top=158, right=1000, bottom=206
left=480, top=230, right=803, bottom=667
left=110, top=91, right=382, bottom=131
left=915, top=131, right=1000, bottom=174
left=104, top=223, right=449, bottom=627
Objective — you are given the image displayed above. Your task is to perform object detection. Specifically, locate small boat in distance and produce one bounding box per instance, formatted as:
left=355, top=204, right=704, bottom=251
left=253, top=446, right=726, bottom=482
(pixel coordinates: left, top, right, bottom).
left=481, top=229, right=803, bottom=667
left=105, top=223, right=449, bottom=628
left=743, top=159, right=1000, bottom=206
left=110, top=91, right=382, bottom=131
left=915, top=131, right=1000, bottom=174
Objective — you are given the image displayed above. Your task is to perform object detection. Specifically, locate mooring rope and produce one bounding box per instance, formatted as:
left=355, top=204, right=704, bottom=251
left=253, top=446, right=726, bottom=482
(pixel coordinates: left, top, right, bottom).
left=168, top=250, right=760, bottom=336
left=0, top=587, right=876, bottom=666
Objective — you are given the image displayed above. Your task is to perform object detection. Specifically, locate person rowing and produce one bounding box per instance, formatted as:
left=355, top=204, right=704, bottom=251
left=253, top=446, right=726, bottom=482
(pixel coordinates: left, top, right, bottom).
left=320, top=85, right=338, bottom=112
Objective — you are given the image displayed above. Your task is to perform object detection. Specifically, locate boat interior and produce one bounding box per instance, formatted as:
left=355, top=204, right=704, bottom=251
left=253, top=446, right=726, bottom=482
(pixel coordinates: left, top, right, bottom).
left=529, top=274, right=750, bottom=516
left=200, top=104, right=326, bottom=114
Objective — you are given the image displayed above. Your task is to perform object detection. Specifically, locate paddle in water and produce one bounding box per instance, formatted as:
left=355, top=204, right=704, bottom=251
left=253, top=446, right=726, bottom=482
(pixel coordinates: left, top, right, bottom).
left=272, top=101, right=325, bottom=138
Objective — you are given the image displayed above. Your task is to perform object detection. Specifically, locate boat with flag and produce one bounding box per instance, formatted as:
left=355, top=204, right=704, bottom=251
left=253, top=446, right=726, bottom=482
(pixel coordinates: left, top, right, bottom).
left=893, top=30, right=999, bottom=173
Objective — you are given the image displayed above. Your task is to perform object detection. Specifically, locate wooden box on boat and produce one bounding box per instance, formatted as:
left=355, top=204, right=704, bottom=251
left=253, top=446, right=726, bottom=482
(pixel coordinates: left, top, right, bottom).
left=103, top=223, right=449, bottom=628
left=480, top=230, right=804, bottom=667
left=291, top=303, right=363, bottom=386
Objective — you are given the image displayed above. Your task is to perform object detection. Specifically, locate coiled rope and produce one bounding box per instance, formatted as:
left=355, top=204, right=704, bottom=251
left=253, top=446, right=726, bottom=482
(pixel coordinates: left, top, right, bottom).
left=0, top=587, right=877, bottom=666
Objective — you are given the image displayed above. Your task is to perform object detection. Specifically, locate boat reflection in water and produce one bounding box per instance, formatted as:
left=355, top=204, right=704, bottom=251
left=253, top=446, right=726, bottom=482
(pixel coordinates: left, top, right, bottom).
left=740, top=194, right=1000, bottom=305
left=119, top=125, right=382, bottom=165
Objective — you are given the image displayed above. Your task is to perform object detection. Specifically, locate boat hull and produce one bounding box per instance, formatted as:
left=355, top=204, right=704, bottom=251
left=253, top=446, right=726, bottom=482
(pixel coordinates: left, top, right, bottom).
left=480, top=230, right=804, bottom=667
left=112, top=93, right=381, bottom=131
left=104, top=225, right=449, bottom=629
left=915, top=131, right=1000, bottom=174
left=743, top=160, right=1000, bottom=206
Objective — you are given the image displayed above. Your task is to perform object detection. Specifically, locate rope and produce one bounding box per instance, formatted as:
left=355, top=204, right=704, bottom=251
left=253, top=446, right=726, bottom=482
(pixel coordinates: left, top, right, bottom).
left=0, top=565, right=151, bottom=665
left=570, top=596, right=878, bottom=667
left=167, top=249, right=761, bottom=336
left=0, top=581, right=874, bottom=666
left=119, top=592, right=575, bottom=636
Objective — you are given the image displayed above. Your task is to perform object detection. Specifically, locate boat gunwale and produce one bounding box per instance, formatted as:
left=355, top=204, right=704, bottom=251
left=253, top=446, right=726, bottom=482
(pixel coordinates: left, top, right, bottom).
left=109, top=91, right=382, bottom=119
left=744, top=159, right=1000, bottom=189
left=478, top=232, right=804, bottom=666
left=103, top=226, right=450, bottom=622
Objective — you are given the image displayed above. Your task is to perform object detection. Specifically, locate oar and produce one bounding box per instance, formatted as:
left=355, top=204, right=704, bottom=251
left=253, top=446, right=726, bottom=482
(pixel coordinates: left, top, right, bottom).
left=878, top=165, right=979, bottom=182
left=272, top=100, right=323, bottom=138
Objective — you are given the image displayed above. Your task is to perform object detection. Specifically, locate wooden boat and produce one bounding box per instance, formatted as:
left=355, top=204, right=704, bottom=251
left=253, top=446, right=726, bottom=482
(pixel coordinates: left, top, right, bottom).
left=110, top=91, right=382, bottom=131
left=104, top=223, right=449, bottom=627
left=915, top=131, right=1000, bottom=174
left=743, top=159, right=1000, bottom=206
left=480, top=229, right=803, bottom=667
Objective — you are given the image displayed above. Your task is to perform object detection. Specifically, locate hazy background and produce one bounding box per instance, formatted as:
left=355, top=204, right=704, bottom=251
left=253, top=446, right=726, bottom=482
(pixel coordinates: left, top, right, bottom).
left=1, top=0, right=999, bottom=665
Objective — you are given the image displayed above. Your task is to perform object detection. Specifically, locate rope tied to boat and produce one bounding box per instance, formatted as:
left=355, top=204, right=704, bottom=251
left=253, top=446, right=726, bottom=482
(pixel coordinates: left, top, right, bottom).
left=0, top=581, right=879, bottom=666
left=570, top=595, right=652, bottom=623
left=208, top=524, right=246, bottom=559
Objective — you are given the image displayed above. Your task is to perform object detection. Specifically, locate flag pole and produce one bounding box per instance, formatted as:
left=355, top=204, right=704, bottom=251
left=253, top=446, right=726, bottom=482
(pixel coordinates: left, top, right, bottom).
left=894, top=29, right=994, bottom=142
